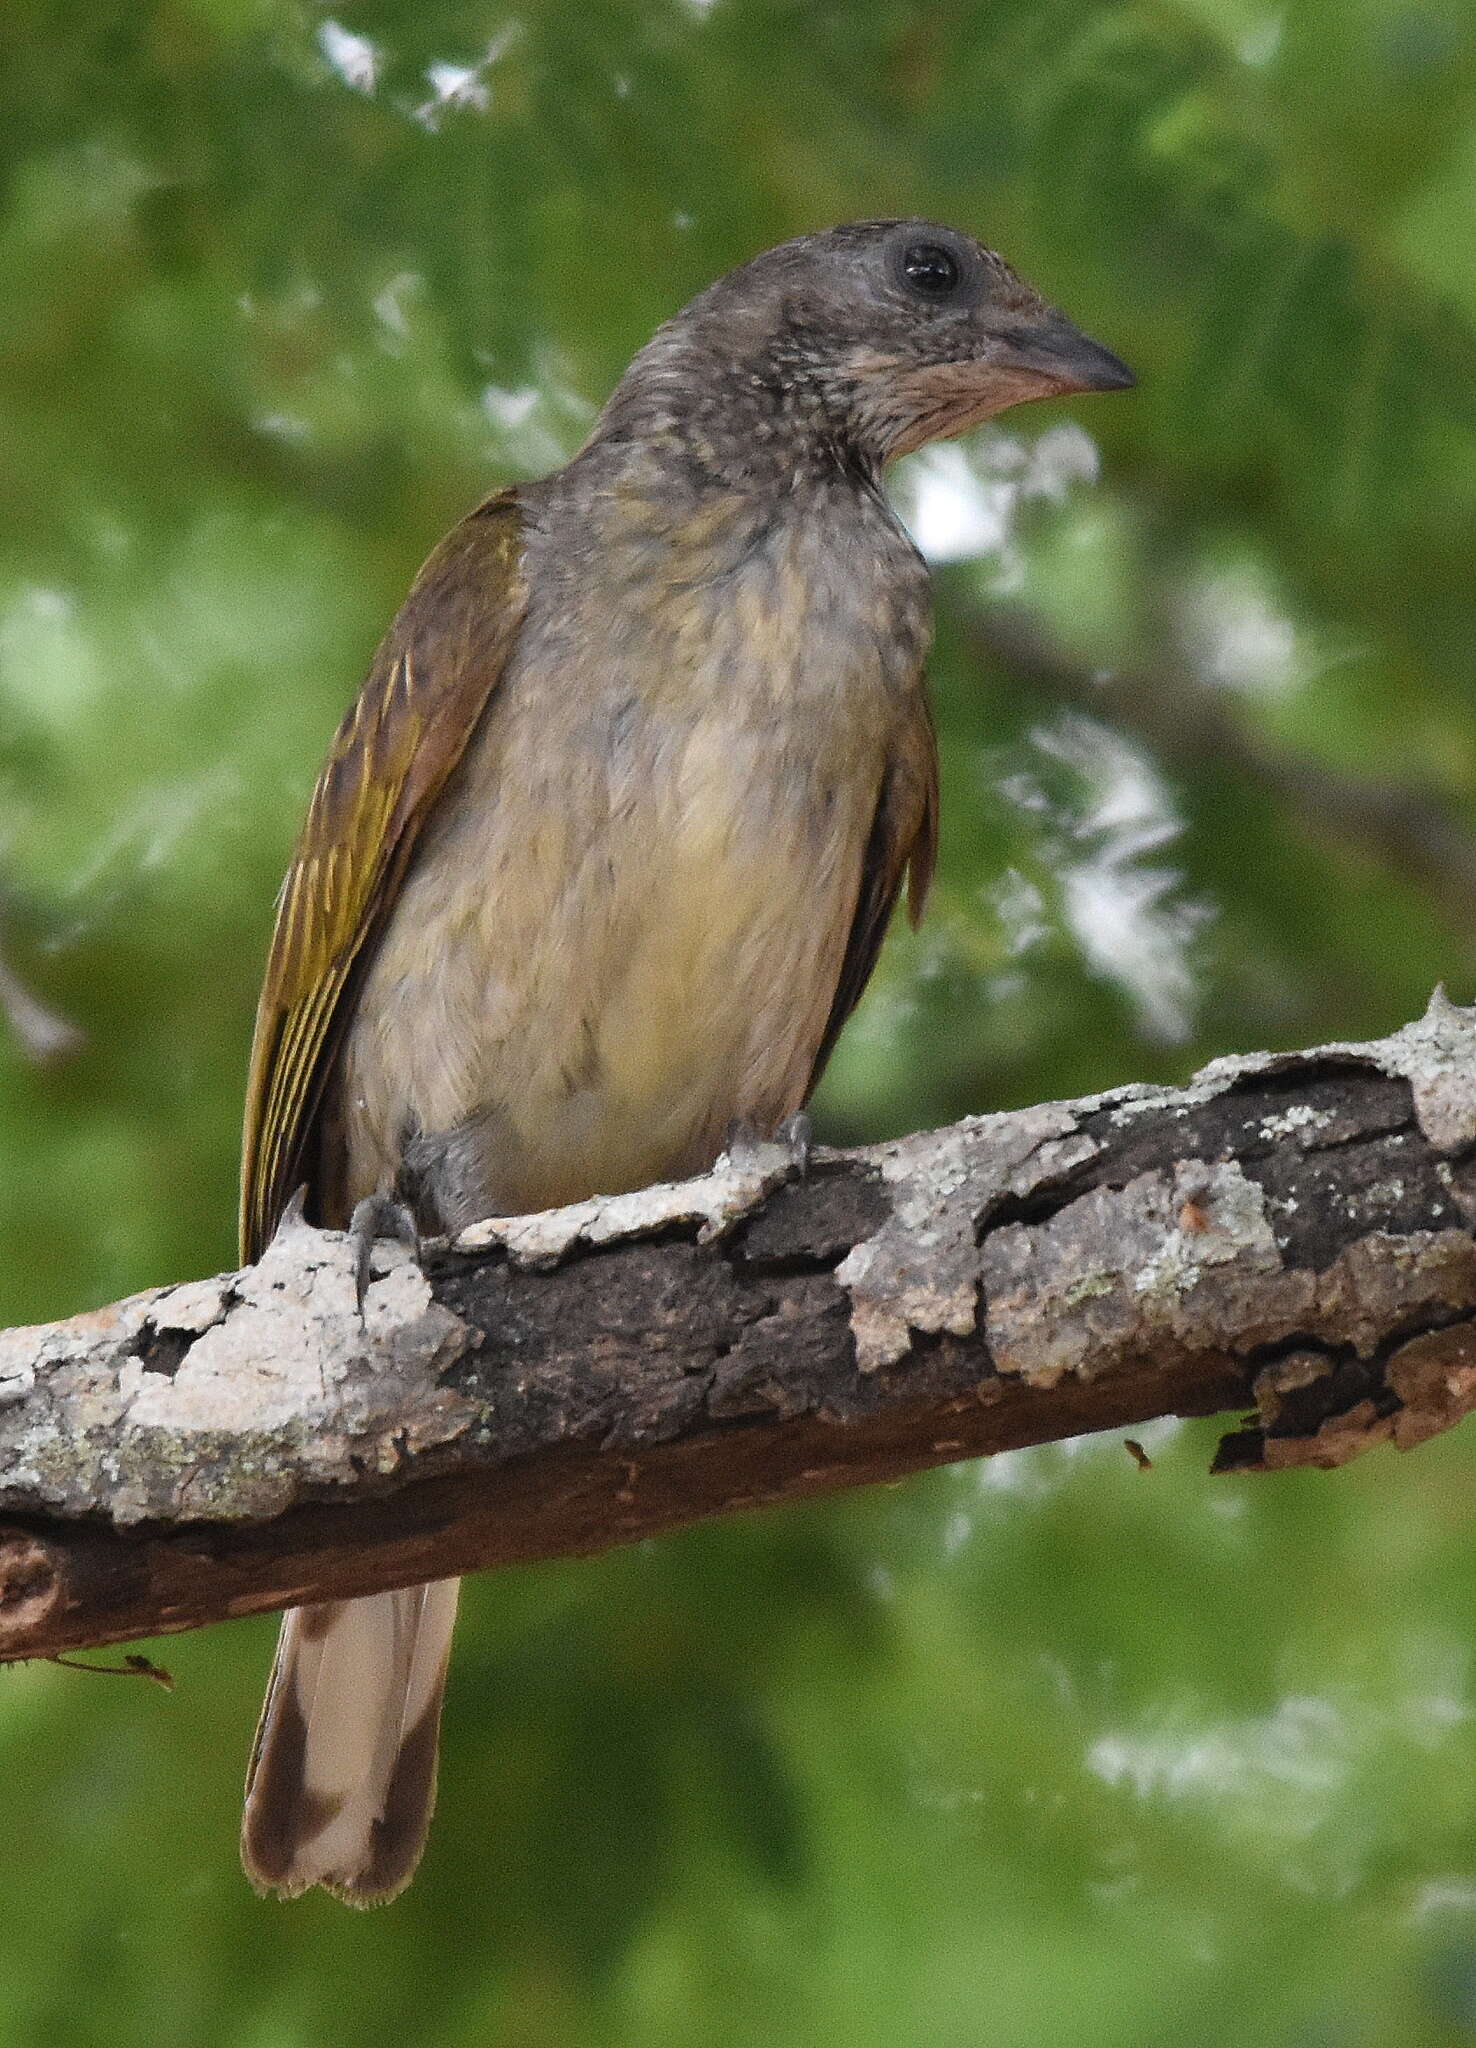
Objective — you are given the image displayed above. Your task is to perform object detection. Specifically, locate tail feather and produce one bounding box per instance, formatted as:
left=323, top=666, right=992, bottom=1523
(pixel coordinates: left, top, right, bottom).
left=241, top=1578, right=460, bottom=1906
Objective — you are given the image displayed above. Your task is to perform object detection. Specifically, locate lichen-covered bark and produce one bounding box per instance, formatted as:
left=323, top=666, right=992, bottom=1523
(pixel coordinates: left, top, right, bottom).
left=3, top=993, right=1476, bottom=1661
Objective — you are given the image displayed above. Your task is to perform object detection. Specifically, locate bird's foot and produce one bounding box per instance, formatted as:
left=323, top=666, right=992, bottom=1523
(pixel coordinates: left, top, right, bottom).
left=348, top=1191, right=422, bottom=1317
left=723, top=1111, right=812, bottom=1178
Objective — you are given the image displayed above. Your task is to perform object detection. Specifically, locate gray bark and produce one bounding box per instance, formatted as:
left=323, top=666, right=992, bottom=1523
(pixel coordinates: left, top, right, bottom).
left=5, top=992, right=1476, bottom=1662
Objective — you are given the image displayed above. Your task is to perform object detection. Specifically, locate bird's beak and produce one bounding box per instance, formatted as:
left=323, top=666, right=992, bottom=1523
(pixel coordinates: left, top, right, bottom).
left=993, top=310, right=1135, bottom=396
left=865, top=309, right=1134, bottom=458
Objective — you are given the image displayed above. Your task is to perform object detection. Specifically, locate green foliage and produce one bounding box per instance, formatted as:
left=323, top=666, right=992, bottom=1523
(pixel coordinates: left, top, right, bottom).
left=6, top=1, right=1476, bottom=2040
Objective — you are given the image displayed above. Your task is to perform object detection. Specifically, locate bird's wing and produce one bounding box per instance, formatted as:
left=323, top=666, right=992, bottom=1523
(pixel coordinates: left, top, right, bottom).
left=240, top=492, right=528, bottom=1263
left=806, top=696, right=940, bottom=1100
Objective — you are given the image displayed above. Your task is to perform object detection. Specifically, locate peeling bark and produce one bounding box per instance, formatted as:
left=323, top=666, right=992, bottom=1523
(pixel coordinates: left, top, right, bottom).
left=4, top=994, right=1476, bottom=1662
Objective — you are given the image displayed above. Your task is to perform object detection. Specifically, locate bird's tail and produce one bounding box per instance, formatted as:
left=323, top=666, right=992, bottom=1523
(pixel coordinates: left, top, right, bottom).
left=240, top=1578, right=460, bottom=1906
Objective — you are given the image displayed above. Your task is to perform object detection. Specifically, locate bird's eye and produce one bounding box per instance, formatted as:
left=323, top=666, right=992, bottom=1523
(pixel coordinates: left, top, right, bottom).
left=901, top=242, right=962, bottom=298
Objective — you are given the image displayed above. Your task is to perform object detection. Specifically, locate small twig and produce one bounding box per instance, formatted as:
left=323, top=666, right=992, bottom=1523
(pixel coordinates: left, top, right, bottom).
left=46, top=1652, right=174, bottom=1690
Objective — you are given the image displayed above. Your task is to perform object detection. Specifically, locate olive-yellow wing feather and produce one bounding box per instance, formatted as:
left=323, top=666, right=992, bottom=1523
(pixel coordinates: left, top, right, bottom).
left=240, top=493, right=528, bottom=1263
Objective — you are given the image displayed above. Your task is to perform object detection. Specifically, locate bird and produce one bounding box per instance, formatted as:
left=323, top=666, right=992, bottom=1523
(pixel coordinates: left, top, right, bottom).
left=237, top=218, right=1133, bottom=1905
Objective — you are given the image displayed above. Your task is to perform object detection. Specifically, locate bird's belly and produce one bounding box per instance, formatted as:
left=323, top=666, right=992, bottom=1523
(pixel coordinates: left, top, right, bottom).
left=339, top=719, right=876, bottom=1225
left=511, top=842, right=841, bottom=1206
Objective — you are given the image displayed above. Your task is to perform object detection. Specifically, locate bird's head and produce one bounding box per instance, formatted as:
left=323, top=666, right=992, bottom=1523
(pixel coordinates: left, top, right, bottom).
left=604, top=219, right=1133, bottom=475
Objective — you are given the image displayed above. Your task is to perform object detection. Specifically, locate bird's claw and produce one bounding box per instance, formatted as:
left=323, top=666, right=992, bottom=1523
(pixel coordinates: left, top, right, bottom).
left=348, top=1192, right=422, bottom=1317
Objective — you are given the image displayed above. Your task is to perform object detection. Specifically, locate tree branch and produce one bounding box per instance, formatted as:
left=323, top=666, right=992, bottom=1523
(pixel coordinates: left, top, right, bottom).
left=6, top=994, right=1476, bottom=1663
